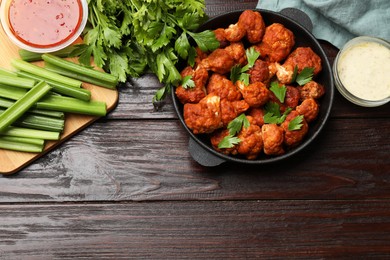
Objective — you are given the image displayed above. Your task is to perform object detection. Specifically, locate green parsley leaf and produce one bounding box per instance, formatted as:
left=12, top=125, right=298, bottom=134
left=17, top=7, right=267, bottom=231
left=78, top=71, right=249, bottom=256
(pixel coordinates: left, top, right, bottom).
left=290, top=65, right=299, bottom=83
left=263, top=102, right=291, bottom=124
left=288, top=115, right=304, bottom=131
left=72, top=0, right=210, bottom=106
left=227, top=113, right=250, bottom=136
left=230, top=64, right=242, bottom=83
left=269, top=81, right=287, bottom=103
left=239, top=73, right=250, bottom=86
left=175, top=32, right=191, bottom=60
left=188, top=30, right=220, bottom=52
left=217, top=114, right=250, bottom=149
left=296, top=67, right=314, bottom=86
left=218, top=135, right=241, bottom=149
left=181, top=75, right=195, bottom=89
left=241, top=47, right=260, bottom=72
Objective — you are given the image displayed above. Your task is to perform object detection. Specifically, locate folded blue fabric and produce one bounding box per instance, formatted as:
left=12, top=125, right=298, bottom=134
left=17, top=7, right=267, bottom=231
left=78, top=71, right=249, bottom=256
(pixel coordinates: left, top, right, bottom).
left=256, top=0, right=390, bottom=49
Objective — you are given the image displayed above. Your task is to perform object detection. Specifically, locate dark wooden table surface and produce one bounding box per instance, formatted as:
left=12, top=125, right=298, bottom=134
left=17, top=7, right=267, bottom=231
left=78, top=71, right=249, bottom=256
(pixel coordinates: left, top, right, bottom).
left=1, top=0, right=390, bottom=258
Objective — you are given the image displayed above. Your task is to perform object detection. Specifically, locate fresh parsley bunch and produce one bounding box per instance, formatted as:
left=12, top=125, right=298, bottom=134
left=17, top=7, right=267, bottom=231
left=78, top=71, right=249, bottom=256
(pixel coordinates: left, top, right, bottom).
left=72, top=0, right=218, bottom=102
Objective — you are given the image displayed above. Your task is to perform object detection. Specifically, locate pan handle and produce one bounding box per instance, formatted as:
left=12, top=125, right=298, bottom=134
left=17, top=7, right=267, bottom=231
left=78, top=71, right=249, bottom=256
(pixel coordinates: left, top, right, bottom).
left=188, top=137, right=226, bottom=167
left=280, top=8, right=313, bottom=32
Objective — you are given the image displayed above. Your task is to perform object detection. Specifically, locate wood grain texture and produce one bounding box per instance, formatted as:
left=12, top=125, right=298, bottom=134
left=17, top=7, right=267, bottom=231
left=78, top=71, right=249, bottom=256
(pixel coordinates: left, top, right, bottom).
left=1, top=201, right=390, bottom=259
left=1, top=0, right=390, bottom=258
left=1, top=118, right=388, bottom=202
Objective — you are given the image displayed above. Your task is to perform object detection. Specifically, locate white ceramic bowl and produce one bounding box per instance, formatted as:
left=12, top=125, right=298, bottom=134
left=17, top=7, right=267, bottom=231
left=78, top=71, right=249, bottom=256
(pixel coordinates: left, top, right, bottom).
left=0, top=0, right=88, bottom=53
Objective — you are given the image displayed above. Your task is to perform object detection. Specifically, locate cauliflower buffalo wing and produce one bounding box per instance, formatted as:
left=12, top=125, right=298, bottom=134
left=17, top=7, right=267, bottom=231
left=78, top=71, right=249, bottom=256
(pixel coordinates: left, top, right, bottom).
left=184, top=94, right=223, bottom=134
left=175, top=66, right=208, bottom=104
left=238, top=10, right=266, bottom=44
left=200, top=48, right=235, bottom=74
left=296, top=98, right=319, bottom=123
left=224, top=9, right=266, bottom=44
left=249, top=59, right=270, bottom=84
left=281, top=111, right=309, bottom=147
left=276, top=47, right=322, bottom=84
left=236, top=81, right=270, bottom=108
left=262, top=124, right=285, bottom=156
left=221, top=99, right=250, bottom=126
left=207, top=73, right=242, bottom=101
left=255, top=23, right=295, bottom=62
left=236, top=116, right=263, bottom=159
left=298, top=80, right=325, bottom=101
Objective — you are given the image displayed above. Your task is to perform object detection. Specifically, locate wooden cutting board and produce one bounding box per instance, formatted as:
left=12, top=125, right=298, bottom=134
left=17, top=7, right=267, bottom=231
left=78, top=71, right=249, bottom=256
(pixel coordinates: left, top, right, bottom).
left=0, top=23, right=119, bottom=175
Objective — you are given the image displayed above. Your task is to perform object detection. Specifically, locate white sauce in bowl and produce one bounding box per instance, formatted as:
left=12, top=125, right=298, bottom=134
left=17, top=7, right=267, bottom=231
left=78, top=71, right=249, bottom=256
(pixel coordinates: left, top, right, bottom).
left=337, top=41, right=390, bottom=101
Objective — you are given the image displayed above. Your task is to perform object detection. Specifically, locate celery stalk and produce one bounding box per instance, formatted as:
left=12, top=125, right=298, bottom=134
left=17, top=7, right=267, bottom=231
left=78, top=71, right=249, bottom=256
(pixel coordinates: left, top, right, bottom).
left=2, top=126, right=60, bottom=140
left=42, top=54, right=118, bottom=88
left=0, top=136, right=45, bottom=146
left=44, top=62, right=117, bottom=89
left=19, top=45, right=76, bottom=62
left=37, top=95, right=107, bottom=116
left=11, top=59, right=82, bottom=88
left=16, top=71, right=91, bottom=101
left=0, top=81, right=52, bottom=132
left=0, top=138, right=44, bottom=153
left=0, top=74, right=36, bottom=89
left=0, top=84, right=27, bottom=100
left=0, top=97, right=64, bottom=119
left=0, top=108, right=65, bottom=132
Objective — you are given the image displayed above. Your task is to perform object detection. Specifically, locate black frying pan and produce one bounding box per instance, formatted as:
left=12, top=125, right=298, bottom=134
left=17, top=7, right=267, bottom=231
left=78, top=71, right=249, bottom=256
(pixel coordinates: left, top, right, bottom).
left=172, top=9, right=334, bottom=166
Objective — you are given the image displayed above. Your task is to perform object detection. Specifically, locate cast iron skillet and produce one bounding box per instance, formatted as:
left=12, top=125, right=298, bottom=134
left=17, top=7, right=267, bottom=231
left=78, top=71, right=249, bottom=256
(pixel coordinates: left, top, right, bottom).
left=171, top=9, right=334, bottom=166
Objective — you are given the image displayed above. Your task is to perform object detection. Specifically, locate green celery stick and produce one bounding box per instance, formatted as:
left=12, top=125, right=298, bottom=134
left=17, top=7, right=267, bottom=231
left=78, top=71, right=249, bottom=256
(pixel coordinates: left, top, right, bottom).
left=0, top=74, right=36, bottom=89
left=16, top=71, right=91, bottom=101
left=0, top=136, right=45, bottom=146
left=0, top=138, right=44, bottom=153
left=0, top=81, right=52, bottom=132
left=42, top=54, right=118, bottom=88
left=0, top=97, right=64, bottom=119
left=37, top=95, right=107, bottom=116
left=18, top=45, right=76, bottom=62
left=11, top=59, right=82, bottom=88
left=2, top=126, right=60, bottom=140
left=0, top=84, right=27, bottom=100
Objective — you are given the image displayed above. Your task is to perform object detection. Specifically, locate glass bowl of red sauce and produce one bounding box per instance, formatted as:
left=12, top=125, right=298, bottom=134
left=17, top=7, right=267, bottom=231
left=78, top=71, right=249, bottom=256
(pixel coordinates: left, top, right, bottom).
left=1, top=0, right=88, bottom=53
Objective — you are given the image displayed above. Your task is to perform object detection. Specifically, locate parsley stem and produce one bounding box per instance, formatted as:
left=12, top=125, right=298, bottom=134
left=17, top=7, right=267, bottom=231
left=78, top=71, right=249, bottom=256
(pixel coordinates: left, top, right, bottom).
left=0, top=81, right=52, bottom=133
left=42, top=54, right=118, bottom=88
left=11, top=59, right=82, bottom=88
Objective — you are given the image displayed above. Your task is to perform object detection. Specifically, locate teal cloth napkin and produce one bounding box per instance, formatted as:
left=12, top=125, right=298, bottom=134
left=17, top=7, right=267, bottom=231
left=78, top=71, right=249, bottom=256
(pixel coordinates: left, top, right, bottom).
left=256, top=0, right=390, bottom=49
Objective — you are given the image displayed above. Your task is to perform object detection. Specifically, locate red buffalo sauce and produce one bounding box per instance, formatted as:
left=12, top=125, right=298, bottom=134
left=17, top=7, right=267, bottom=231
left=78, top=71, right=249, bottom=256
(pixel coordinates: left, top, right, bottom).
left=8, top=0, right=83, bottom=48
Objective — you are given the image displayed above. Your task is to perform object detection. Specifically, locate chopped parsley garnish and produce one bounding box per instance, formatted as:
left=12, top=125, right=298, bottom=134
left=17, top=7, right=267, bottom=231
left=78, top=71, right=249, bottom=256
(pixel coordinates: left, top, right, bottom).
left=295, top=67, right=314, bottom=86
left=269, top=81, right=287, bottom=103
left=263, top=102, right=291, bottom=124
left=288, top=115, right=304, bottom=131
left=181, top=75, right=195, bottom=89
left=230, top=47, right=260, bottom=85
left=218, top=114, right=250, bottom=149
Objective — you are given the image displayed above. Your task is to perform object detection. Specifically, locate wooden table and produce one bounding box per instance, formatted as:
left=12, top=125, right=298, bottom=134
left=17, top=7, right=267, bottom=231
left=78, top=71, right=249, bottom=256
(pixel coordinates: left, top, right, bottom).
left=1, top=0, right=390, bottom=258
